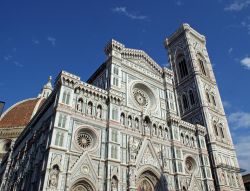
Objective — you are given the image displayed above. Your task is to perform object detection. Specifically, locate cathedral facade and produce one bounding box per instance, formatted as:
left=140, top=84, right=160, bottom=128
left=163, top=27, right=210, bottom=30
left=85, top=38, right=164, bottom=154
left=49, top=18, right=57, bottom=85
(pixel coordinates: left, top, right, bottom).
left=0, top=24, right=245, bottom=191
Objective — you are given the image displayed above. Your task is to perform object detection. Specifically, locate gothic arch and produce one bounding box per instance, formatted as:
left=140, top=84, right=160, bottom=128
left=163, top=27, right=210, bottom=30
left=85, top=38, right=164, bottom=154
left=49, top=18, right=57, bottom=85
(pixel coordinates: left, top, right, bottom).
left=136, top=166, right=161, bottom=191
left=137, top=165, right=161, bottom=179
left=70, top=178, right=96, bottom=191
left=136, top=166, right=166, bottom=191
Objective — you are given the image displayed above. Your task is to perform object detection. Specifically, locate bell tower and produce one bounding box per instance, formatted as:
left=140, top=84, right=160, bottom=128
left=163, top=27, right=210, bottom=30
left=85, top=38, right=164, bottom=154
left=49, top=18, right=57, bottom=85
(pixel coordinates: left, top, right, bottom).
left=165, top=23, right=244, bottom=190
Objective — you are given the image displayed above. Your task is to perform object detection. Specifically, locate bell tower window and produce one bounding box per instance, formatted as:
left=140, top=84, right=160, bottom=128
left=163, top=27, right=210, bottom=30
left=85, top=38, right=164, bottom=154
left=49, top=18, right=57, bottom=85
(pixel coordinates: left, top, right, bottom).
left=179, top=58, right=188, bottom=78
left=199, top=59, right=207, bottom=76
left=214, top=124, right=219, bottom=136
left=182, top=94, right=189, bottom=110
left=189, top=90, right=195, bottom=105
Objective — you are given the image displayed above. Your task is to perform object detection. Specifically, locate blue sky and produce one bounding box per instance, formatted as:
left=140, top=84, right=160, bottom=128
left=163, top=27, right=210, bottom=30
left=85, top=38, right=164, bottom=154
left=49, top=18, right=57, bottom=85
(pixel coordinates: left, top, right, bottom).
left=0, top=0, right=250, bottom=173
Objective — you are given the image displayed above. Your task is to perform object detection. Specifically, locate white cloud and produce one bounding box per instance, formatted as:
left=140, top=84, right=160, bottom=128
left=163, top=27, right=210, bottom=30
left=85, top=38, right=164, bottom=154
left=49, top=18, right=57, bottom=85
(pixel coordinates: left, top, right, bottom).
left=4, top=55, right=12, bottom=61
left=224, top=0, right=250, bottom=11
left=228, top=47, right=233, bottom=54
left=176, top=1, right=183, bottom=6
left=240, top=56, right=250, bottom=69
left=47, top=36, right=56, bottom=46
left=228, top=112, right=250, bottom=129
left=112, top=7, right=148, bottom=20
left=13, top=61, right=23, bottom=68
left=32, top=39, right=40, bottom=45
left=234, top=135, right=250, bottom=172
left=222, top=100, right=232, bottom=108
left=241, top=17, right=250, bottom=34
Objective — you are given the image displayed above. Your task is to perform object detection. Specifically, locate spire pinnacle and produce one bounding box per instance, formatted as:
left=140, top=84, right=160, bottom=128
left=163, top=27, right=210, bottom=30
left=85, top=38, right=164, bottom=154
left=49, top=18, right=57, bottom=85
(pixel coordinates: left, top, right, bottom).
left=38, top=76, right=53, bottom=98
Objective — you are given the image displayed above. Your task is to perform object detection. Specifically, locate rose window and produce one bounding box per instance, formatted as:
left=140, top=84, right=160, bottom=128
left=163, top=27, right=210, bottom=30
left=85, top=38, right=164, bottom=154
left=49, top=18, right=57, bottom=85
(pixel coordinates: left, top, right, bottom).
left=77, top=132, right=93, bottom=149
left=185, top=156, right=197, bottom=173
left=74, top=127, right=98, bottom=151
left=131, top=82, right=157, bottom=111
left=186, top=160, right=193, bottom=171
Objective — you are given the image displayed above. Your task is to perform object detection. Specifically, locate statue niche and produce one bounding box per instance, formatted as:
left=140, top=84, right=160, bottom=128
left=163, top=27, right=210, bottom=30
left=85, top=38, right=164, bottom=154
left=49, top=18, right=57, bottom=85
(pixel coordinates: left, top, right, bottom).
left=49, top=165, right=60, bottom=188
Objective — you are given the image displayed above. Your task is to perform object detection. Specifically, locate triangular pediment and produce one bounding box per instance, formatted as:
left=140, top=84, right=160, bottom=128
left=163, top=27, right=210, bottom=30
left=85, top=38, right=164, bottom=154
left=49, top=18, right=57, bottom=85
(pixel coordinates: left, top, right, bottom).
left=122, top=50, right=162, bottom=76
left=126, top=58, right=160, bottom=76
left=188, top=174, right=201, bottom=191
left=136, top=138, right=161, bottom=169
left=69, top=152, right=98, bottom=185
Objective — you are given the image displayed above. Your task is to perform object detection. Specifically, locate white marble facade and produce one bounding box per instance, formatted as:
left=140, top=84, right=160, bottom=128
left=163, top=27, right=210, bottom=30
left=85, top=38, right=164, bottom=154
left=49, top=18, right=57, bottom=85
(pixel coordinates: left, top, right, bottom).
left=0, top=24, right=245, bottom=191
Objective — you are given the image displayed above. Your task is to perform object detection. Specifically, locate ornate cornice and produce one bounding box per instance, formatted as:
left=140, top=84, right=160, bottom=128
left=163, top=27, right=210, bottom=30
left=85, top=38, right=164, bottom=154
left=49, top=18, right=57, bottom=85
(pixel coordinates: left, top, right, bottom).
left=0, top=126, right=24, bottom=139
left=165, top=23, right=206, bottom=47
left=105, top=39, right=163, bottom=75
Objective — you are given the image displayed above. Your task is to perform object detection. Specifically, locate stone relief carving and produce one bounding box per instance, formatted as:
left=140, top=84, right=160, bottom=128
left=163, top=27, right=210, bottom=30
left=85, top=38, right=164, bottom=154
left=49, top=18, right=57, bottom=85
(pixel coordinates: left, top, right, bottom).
left=129, top=137, right=140, bottom=162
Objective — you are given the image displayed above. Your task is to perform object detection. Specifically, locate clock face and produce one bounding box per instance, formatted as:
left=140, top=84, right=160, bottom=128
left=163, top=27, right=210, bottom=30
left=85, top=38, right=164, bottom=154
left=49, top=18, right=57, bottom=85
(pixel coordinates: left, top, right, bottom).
left=130, top=82, right=157, bottom=112
left=134, top=91, right=147, bottom=106
left=132, top=88, right=149, bottom=107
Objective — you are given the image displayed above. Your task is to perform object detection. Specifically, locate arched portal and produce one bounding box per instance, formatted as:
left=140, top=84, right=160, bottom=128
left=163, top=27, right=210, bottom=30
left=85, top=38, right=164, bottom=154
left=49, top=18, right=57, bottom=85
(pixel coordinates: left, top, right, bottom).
left=70, top=179, right=95, bottom=191
left=137, top=170, right=166, bottom=191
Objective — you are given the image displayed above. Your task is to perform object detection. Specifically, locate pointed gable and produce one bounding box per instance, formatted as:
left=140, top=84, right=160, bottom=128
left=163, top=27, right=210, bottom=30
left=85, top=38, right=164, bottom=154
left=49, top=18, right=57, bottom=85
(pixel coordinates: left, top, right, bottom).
left=136, top=138, right=162, bottom=169
left=69, top=152, right=98, bottom=186
left=105, top=39, right=163, bottom=76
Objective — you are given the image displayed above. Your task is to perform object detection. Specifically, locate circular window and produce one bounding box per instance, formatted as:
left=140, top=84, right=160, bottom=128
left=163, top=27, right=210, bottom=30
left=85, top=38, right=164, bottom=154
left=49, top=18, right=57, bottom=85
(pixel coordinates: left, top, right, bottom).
left=75, top=127, right=98, bottom=151
left=131, top=82, right=156, bottom=111
left=77, top=132, right=93, bottom=149
left=185, top=156, right=197, bottom=173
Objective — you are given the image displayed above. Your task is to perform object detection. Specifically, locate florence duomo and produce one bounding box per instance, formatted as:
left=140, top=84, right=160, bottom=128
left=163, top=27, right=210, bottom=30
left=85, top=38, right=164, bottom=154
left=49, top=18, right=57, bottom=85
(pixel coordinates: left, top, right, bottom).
left=0, top=23, right=246, bottom=191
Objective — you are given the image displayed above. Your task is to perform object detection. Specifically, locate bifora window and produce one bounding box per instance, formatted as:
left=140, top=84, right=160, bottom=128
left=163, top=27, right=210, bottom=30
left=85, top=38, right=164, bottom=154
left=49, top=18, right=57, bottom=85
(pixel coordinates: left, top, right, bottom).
left=189, top=90, right=195, bottom=105
left=178, top=58, right=188, bottom=78
left=199, top=59, right=207, bottom=76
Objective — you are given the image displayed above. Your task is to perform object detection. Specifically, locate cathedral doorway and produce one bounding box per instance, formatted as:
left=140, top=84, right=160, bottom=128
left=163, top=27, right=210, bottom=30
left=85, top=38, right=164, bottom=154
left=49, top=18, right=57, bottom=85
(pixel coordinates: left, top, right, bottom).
left=70, top=179, right=95, bottom=191
left=137, top=170, right=164, bottom=191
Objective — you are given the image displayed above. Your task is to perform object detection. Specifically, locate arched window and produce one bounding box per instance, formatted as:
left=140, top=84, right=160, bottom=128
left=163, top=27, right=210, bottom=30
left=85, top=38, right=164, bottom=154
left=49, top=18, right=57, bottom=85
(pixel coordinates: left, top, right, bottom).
left=62, top=91, right=70, bottom=104
left=211, top=95, right=216, bottom=106
left=206, top=92, right=210, bottom=103
left=189, top=90, right=195, bottom=105
left=182, top=94, right=189, bottom=110
left=179, top=58, right=189, bottom=78
left=214, top=124, right=219, bottom=136
left=219, top=124, right=225, bottom=138
left=55, top=132, right=64, bottom=147
left=120, top=113, right=125, bottom=125
left=199, top=59, right=206, bottom=76
left=62, top=91, right=67, bottom=103
left=178, top=98, right=183, bottom=114
left=111, top=145, right=118, bottom=159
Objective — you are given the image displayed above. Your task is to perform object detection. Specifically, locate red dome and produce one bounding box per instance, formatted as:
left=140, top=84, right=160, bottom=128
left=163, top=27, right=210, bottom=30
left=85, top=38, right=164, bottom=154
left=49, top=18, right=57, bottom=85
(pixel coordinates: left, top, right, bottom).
left=0, top=98, right=45, bottom=128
